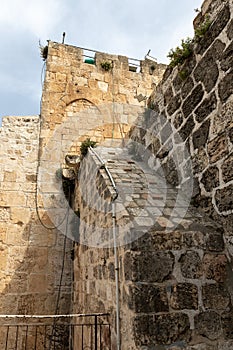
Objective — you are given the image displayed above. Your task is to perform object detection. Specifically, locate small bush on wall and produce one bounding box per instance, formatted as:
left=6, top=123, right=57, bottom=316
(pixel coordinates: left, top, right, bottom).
left=80, top=138, right=97, bottom=157
left=100, top=61, right=112, bottom=71
left=167, top=38, right=193, bottom=68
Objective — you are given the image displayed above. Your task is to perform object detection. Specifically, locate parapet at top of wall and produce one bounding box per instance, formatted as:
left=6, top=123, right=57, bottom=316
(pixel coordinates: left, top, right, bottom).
left=46, top=41, right=166, bottom=78
left=40, top=41, right=166, bottom=155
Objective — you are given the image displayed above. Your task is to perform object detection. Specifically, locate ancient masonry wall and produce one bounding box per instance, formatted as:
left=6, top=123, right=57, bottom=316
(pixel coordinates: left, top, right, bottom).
left=0, top=116, right=72, bottom=324
left=40, top=41, right=166, bottom=153
left=73, top=0, right=233, bottom=349
left=0, top=40, right=166, bottom=346
left=75, top=147, right=233, bottom=350
left=130, top=0, right=233, bottom=231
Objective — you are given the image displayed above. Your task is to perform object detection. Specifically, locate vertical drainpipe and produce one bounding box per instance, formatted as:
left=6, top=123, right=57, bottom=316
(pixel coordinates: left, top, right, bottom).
left=89, top=147, right=120, bottom=350
left=112, top=196, right=120, bottom=350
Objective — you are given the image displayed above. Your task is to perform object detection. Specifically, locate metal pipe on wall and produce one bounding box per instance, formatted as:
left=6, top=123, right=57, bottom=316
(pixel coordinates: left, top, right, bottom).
left=89, top=147, right=120, bottom=350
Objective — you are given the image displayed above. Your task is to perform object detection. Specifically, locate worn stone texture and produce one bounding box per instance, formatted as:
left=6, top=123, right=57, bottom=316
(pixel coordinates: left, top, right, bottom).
left=0, top=0, right=232, bottom=349
left=0, top=116, right=73, bottom=350
left=74, top=146, right=231, bottom=350
left=134, top=0, right=233, bottom=235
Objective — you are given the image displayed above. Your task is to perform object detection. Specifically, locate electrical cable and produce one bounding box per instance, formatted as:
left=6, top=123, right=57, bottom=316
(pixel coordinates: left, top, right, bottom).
left=41, top=61, right=46, bottom=88
left=36, top=59, right=68, bottom=230
left=89, top=146, right=120, bottom=349
left=48, top=189, right=70, bottom=350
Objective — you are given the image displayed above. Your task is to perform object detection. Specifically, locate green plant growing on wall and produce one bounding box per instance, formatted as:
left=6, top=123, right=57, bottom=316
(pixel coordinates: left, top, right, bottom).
left=194, top=15, right=211, bottom=41
left=178, top=69, right=189, bottom=80
left=167, top=14, right=212, bottom=69
left=80, top=138, right=97, bottom=157
left=167, top=37, right=193, bottom=68
left=39, top=41, right=48, bottom=61
left=100, top=61, right=112, bottom=71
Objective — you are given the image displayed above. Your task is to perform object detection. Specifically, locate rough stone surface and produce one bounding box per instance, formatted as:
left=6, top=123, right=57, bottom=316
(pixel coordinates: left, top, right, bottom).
left=218, top=70, right=233, bottom=103
left=179, top=251, right=202, bottom=279
left=192, top=120, right=210, bottom=149
left=201, top=166, right=219, bottom=192
left=222, top=154, right=233, bottom=183
left=227, top=19, right=233, bottom=39
left=194, top=56, right=219, bottom=93
left=142, top=0, right=233, bottom=247
left=202, top=283, right=231, bottom=310
left=206, top=232, right=224, bottom=252
left=134, top=313, right=191, bottom=346
left=170, top=283, right=198, bottom=310
left=202, top=254, right=228, bottom=282
left=196, top=3, right=230, bottom=55
left=179, top=116, right=195, bottom=141
left=215, top=184, right=233, bottom=213
left=222, top=310, right=233, bottom=339
left=133, top=251, right=175, bottom=283
left=195, top=311, right=222, bottom=340
left=194, top=92, right=217, bottom=123
left=221, top=41, right=233, bottom=71
left=207, top=132, right=228, bottom=163
left=1, top=1, right=231, bottom=349
left=182, top=84, right=204, bottom=118
left=129, top=284, right=169, bottom=313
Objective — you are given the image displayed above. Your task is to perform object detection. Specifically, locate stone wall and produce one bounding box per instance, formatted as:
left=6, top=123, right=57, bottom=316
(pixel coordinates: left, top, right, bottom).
left=40, top=41, right=166, bottom=154
left=73, top=0, right=233, bottom=349
left=74, top=146, right=233, bottom=350
left=0, top=40, right=166, bottom=347
left=0, top=116, right=72, bottom=347
left=130, top=0, right=233, bottom=246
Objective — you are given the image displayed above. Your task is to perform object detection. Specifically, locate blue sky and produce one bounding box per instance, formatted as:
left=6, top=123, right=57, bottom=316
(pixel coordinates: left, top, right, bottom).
left=0, top=0, right=203, bottom=118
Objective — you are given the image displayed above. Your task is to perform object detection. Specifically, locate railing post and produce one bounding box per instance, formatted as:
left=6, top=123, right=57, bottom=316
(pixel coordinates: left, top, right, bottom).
left=5, top=325, right=9, bottom=350
left=94, top=315, right=98, bottom=350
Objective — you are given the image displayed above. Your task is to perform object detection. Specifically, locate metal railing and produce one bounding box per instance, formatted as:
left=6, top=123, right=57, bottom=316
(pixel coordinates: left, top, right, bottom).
left=0, top=314, right=111, bottom=350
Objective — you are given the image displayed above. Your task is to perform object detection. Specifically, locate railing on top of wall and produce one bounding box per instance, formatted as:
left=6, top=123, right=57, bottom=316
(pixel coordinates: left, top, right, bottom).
left=0, top=313, right=111, bottom=350
left=80, top=46, right=141, bottom=72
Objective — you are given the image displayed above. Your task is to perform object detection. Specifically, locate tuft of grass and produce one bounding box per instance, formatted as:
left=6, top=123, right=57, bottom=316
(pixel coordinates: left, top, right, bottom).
left=100, top=61, right=112, bottom=71
left=194, top=15, right=211, bottom=41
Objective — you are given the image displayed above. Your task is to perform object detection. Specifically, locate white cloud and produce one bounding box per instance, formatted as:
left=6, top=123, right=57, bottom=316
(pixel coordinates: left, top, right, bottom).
left=0, top=0, right=204, bottom=116
left=0, top=0, right=67, bottom=37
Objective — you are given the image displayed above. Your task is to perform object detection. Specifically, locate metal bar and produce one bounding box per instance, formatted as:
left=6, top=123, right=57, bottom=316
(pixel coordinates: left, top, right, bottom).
left=128, top=57, right=141, bottom=62
left=83, top=55, right=95, bottom=59
left=81, top=324, right=84, bottom=350
left=68, top=324, right=71, bottom=350
left=108, top=324, right=111, bottom=348
left=0, top=313, right=110, bottom=319
left=89, top=147, right=118, bottom=200
left=34, top=325, right=38, bottom=350
left=100, top=324, right=102, bottom=350
left=43, top=325, right=47, bottom=350
left=94, top=316, right=98, bottom=350
left=91, top=323, right=93, bottom=350
left=53, top=326, right=55, bottom=350
left=5, top=325, right=9, bottom=350
left=0, top=316, right=111, bottom=350
left=64, top=44, right=142, bottom=63
left=15, top=325, right=19, bottom=349
left=25, top=325, right=28, bottom=350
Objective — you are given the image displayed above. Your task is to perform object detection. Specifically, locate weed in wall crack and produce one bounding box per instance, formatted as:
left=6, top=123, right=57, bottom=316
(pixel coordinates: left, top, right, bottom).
left=167, top=38, right=193, bottom=68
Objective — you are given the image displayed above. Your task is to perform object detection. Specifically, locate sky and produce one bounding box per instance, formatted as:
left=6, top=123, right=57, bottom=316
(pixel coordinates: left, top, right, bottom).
left=0, top=0, right=203, bottom=119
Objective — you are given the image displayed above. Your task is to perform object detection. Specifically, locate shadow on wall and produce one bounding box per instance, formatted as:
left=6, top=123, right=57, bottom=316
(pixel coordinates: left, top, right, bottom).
left=0, top=210, right=73, bottom=349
